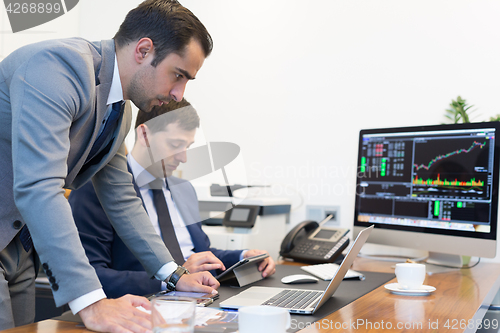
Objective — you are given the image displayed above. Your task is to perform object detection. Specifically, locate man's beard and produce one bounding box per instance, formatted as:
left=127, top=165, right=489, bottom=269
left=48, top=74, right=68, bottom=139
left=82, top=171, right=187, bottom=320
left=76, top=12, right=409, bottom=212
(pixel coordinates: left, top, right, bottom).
left=127, top=74, right=153, bottom=112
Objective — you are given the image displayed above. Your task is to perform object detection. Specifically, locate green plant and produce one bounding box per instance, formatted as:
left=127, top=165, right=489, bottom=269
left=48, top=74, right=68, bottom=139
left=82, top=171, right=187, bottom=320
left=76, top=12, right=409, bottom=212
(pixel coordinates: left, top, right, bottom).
left=444, top=96, right=477, bottom=124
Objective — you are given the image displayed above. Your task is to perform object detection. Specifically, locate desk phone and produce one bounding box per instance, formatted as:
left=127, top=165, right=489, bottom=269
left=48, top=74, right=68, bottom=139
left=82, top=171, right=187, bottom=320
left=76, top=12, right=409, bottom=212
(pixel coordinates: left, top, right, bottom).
left=280, top=220, right=350, bottom=264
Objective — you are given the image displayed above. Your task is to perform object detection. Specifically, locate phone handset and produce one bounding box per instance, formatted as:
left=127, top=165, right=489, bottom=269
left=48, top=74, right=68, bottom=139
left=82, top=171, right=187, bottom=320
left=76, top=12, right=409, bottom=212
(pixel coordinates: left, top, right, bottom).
left=280, top=215, right=350, bottom=264
left=280, top=215, right=334, bottom=256
left=280, top=220, right=319, bottom=256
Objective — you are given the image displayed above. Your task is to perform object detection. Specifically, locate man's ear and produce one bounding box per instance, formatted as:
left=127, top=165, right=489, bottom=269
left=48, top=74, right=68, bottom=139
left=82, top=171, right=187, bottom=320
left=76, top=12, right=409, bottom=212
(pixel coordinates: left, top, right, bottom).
left=134, top=38, right=154, bottom=64
left=136, top=124, right=151, bottom=147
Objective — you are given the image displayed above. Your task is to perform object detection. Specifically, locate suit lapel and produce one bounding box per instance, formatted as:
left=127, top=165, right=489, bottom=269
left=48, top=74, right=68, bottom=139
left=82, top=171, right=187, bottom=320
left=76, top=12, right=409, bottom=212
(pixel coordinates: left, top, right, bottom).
left=186, top=222, right=209, bottom=252
left=91, top=39, right=116, bottom=152
left=81, top=38, right=126, bottom=166
left=128, top=161, right=146, bottom=208
left=168, top=179, right=197, bottom=224
left=67, top=39, right=116, bottom=186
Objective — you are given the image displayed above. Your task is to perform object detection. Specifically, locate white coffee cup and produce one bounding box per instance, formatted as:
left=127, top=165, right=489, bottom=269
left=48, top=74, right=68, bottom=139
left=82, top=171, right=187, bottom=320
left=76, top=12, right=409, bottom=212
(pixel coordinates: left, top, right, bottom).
left=238, top=306, right=291, bottom=333
left=395, top=263, right=426, bottom=290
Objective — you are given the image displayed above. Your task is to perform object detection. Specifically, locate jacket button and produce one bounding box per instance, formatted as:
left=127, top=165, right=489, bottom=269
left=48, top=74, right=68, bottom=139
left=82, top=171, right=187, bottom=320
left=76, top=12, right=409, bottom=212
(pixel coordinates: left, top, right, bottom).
left=46, top=270, right=53, bottom=277
left=52, top=283, right=59, bottom=291
left=42, top=263, right=49, bottom=270
left=13, top=220, right=22, bottom=229
left=49, top=276, right=56, bottom=283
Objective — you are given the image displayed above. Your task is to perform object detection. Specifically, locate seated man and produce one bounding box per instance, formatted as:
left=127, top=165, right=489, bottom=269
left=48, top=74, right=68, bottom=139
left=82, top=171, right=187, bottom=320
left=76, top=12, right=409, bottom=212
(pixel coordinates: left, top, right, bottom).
left=69, top=99, right=275, bottom=298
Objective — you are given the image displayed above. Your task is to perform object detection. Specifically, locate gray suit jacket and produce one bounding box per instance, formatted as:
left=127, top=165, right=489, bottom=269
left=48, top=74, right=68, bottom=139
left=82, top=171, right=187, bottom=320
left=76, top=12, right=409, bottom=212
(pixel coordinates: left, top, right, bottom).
left=70, top=170, right=243, bottom=298
left=0, top=38, right=172, bottom=306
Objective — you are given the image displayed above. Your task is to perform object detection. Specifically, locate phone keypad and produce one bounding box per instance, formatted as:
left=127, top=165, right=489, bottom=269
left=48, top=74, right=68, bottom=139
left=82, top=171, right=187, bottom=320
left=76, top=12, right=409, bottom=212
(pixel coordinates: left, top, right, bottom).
left=290, top=240, right=334, bottom=257
left=289, top=235, right=350, bottom=260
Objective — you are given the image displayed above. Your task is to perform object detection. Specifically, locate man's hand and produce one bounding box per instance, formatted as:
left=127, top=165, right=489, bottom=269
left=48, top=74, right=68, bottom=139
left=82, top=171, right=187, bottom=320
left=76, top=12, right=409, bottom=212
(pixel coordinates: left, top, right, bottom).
left=182, top=251, right=226, bottom=273
left=244, top=249, right=276, bottom=278
left=78, top=295, right=152, bottom=333
left=176, top=271, right=220, bottom=294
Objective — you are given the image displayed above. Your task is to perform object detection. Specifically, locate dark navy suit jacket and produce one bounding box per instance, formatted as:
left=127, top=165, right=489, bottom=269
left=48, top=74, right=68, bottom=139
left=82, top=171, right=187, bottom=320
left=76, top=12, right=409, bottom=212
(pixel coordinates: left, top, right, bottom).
left=69, top=164, right=242, bottom=298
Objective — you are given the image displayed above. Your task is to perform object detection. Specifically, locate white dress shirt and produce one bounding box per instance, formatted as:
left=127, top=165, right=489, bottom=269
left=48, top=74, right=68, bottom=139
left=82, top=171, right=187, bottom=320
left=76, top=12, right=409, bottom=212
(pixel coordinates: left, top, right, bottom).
left=128, top=154, right=196, bottom=260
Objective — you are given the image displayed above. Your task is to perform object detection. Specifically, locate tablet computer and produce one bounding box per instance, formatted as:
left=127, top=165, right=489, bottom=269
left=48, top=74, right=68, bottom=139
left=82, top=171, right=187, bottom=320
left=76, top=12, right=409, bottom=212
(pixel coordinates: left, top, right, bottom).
left=215, top=253, right=269, bottom=281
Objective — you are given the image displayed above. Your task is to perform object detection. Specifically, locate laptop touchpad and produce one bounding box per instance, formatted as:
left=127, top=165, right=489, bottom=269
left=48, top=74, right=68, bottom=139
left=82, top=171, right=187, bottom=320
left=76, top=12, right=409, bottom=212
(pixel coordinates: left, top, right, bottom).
left=244, top=292, right=273, bottom=300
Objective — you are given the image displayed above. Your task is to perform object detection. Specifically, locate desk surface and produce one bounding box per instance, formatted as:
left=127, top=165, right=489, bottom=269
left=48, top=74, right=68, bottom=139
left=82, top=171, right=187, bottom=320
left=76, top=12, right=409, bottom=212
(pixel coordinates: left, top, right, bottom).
left=303, top=258, right=500, bottom=333
left=3, top=257, right=500, bottom=333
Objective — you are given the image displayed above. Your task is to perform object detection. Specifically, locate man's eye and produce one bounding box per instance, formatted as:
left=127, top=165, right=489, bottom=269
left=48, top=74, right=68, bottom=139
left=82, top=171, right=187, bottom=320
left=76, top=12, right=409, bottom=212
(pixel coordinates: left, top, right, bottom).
left=175, top=73, right=183, bottom=79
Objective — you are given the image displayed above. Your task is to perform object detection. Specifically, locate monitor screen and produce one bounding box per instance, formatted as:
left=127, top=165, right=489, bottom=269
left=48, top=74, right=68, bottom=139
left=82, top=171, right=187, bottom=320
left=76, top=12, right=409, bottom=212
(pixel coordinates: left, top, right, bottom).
left=353, top=122, right=499, bottom=262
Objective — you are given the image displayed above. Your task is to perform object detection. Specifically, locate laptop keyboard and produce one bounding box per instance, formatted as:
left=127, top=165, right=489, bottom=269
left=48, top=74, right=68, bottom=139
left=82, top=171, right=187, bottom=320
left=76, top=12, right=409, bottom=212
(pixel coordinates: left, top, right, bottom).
left=261, top=289, right=322, bottom=309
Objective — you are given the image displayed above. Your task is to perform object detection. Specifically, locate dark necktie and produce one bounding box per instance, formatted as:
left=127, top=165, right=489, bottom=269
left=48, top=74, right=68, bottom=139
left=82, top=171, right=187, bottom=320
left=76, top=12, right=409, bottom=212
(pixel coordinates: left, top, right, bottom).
left=19, top=224, right=33, bottom=252
left=151, top=187, right=186, bottom=265
left=85, top=101, right=124, bottom=163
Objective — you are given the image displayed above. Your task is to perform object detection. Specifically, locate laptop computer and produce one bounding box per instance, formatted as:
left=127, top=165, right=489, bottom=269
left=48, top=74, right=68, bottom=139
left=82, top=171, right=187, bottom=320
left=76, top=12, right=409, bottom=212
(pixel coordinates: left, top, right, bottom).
left=219, top=225, right=373, bottom=314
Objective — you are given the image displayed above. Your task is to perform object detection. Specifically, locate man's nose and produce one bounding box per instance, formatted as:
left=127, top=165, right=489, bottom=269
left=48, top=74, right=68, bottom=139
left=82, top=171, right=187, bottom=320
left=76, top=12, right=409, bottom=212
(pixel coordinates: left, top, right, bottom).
left=170, top=82, right=187, bottom=102
left=175, top=149, right=188, bottom=163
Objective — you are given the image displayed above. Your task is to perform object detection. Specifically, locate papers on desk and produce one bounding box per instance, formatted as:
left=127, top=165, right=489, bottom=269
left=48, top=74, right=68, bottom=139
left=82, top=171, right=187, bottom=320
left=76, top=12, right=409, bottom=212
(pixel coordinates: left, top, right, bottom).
left=194, top=307, right=238, bottom=332
left=137, top=306, right=238, bottom=332
left=301, top=263, right=365, bottom=281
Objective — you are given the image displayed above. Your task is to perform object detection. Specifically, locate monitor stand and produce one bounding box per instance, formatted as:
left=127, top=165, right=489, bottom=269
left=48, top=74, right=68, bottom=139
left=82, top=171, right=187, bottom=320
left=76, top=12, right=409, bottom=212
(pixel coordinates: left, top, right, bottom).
left=424, top=252, right=470, bottom=274
left=359, top=244, right=471, bottom=274
left=358, top=243, right=427, bottom=262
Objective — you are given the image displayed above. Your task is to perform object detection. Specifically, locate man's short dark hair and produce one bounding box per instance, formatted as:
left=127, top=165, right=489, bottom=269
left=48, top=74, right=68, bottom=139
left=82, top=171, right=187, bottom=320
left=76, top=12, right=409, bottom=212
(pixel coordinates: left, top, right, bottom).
left=135, top=98, right=200, bottom=135
left=114, top=0, right=213, bottom=67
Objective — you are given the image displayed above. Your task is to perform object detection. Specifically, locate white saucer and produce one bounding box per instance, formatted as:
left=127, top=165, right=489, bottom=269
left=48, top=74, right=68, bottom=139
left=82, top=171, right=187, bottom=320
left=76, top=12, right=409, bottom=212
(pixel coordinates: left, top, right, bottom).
left=384, top=283, right=436, bottom=296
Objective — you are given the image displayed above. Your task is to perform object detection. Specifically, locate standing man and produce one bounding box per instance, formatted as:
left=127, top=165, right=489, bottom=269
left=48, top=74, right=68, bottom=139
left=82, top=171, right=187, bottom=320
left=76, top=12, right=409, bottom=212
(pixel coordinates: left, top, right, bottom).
left=0, top=0, right=218, bottom=331
left=69, top=99, right=276, bottom=299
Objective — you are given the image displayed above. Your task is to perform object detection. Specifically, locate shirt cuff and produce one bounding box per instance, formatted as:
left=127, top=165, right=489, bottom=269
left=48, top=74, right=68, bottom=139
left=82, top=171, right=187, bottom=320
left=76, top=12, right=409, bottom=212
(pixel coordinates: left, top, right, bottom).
left=155, top=261, right=178, bottom=281
left=239, top=250, right=248, bottom=261
left=68, top=289, right=107, bottom=314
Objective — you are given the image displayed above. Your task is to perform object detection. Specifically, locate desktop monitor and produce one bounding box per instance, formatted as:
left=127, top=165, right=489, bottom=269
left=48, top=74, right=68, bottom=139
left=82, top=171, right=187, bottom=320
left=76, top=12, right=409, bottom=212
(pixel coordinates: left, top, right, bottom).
left=353, top=122, right=499, bottom=267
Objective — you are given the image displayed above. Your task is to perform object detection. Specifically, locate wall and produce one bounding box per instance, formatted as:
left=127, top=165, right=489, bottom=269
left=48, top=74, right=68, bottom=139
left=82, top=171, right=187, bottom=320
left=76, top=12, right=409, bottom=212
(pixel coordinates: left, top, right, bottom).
left=0, top=2, right=80, bottom=59
left=180, top=0, right=500, bottom=262
left=179, top=0, right=500, bottom=213
left=1, top=0, right=500, bottom=260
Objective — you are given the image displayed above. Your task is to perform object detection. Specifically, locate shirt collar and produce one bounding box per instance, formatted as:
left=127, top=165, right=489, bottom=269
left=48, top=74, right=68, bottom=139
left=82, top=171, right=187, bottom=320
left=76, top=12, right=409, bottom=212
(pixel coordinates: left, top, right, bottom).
left=127, top=154, right=166, bottom=190
left=106, top=54, right=124, bottom=106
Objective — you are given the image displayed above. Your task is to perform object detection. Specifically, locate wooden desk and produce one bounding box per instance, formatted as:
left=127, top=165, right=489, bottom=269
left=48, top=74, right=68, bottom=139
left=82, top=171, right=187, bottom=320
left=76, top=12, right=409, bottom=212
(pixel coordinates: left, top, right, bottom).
left=3, top=258, right=500, bottom=333
left=298, top=258, right=500, bottom=333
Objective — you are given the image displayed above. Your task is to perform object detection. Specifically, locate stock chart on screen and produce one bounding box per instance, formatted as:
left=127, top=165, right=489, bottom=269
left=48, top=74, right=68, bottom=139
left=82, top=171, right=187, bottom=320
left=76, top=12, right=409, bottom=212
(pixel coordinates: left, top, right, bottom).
left=357, top=127, right=496, bottom=233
